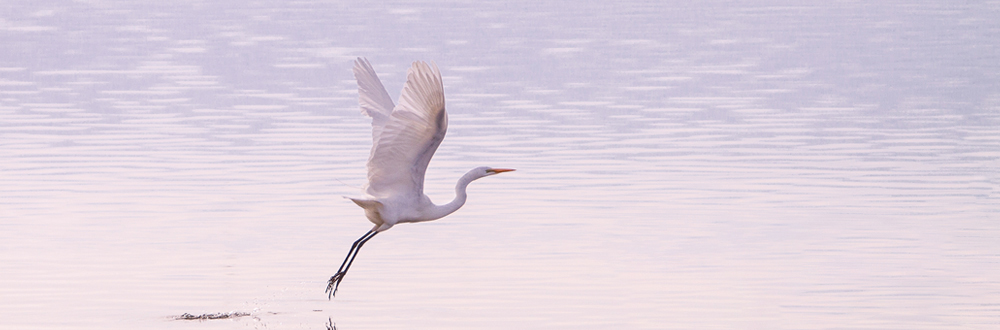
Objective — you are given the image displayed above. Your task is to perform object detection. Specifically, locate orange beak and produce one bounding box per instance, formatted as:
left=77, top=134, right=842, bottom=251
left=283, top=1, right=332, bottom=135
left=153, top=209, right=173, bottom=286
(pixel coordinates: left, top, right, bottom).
left=488, top=168, right=516, bottom=174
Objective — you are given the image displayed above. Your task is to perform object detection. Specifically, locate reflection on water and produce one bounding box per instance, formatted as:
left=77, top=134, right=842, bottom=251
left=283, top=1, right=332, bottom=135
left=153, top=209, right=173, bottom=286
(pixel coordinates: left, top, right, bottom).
left=2, top=1, right=999, bottom=329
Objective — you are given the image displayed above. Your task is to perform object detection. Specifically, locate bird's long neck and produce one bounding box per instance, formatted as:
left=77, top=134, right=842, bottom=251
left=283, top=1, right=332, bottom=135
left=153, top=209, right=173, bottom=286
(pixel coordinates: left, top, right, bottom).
left=426, top=169, right=479, bottom=220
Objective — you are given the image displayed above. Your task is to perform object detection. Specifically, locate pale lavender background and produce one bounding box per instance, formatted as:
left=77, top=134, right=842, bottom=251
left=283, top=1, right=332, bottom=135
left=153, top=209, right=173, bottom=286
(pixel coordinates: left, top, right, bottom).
left=1, top=1, right=999, bottom=329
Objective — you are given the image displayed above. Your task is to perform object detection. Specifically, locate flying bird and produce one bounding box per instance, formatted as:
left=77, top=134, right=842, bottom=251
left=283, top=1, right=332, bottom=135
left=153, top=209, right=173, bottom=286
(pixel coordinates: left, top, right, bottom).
left=326, top=58, right=514, bottom=298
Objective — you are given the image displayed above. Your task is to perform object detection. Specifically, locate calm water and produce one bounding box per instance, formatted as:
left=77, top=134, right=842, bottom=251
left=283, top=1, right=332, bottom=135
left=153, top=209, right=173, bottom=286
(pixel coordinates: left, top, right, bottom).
left=2, top=1, right=999, bottom=329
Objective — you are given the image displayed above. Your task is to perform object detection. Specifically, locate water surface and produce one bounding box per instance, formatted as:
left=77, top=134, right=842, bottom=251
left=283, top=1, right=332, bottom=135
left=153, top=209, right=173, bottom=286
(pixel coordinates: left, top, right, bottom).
left=1, top=1, right=999, bottom=329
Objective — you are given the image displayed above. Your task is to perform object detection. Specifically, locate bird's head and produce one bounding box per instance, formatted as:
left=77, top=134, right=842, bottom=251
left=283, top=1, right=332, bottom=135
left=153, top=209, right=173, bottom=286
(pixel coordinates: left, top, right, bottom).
left=486, top=167, right=516, bottom=176
left=465, top=166, right=516, bottom=181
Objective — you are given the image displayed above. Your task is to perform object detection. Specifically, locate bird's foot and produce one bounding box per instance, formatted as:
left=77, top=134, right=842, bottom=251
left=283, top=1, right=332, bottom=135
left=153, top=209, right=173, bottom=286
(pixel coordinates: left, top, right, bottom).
left=326, top=272, right=345, bottom=299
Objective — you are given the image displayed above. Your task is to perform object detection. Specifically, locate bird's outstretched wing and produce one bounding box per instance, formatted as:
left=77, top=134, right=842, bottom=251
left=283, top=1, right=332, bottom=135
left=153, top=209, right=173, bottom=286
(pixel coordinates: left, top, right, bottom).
left=353, top=57, right=395, bottom=148
left=365, top=61, right=446, bottom=198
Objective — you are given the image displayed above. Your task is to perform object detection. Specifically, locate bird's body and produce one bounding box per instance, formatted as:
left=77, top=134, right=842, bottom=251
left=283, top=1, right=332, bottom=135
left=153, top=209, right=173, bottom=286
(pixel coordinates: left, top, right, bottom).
left=350, top=166, right=497, bottom=230
left=326, top=58, right=513, bottom=298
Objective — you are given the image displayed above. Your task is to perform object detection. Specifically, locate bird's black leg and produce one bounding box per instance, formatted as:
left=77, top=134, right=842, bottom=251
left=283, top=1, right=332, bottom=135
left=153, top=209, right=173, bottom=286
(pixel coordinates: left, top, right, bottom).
left=335, top=230, right=375, bottom=275
left=327, top=229, right=379, bottom=299
left=339, top=230, right=377, bottom=278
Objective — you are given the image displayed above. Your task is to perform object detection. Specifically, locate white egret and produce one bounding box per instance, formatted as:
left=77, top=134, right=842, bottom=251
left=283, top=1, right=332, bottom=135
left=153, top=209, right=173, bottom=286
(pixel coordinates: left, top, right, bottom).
left=326, top=58, right=514, bottom=298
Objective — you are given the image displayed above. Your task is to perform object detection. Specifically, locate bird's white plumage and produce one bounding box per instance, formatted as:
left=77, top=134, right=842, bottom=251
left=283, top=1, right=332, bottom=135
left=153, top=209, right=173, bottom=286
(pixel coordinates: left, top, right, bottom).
left=352, top=58, right=395, bottom=153
left=362, top=60, right=446, bottom=199
left=349, top=58, right=453, bottom=231
left=327, top=58, right=513, bottom=298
